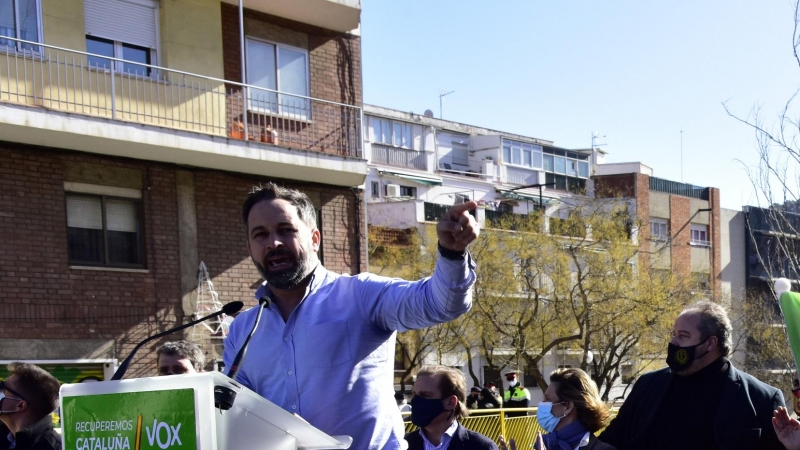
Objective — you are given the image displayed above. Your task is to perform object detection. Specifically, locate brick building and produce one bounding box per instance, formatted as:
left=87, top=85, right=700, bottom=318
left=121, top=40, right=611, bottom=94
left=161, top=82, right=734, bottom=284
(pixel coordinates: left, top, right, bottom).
left=594, top=170, right=722, bottom=299
left=0, top=0, right=364, bottom=379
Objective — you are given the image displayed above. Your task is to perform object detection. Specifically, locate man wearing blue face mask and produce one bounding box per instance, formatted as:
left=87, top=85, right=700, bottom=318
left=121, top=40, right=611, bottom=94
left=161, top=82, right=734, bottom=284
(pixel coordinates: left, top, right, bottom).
left=405, top=365, right=498, bottom=450
left=599, top=301, right=785, bottom=450
left=0, top=363, right=61, bottom=450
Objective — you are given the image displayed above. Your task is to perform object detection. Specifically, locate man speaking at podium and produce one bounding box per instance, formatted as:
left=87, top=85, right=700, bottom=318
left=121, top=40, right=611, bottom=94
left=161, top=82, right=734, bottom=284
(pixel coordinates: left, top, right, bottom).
left=224, top=183, right=479, bottom=450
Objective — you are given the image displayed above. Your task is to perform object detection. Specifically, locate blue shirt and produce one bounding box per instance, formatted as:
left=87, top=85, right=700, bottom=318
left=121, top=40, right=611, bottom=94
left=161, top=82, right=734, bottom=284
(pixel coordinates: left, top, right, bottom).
left=223, top=255, right=476, bottom=450
left=419, top=420, right=459, bottom=450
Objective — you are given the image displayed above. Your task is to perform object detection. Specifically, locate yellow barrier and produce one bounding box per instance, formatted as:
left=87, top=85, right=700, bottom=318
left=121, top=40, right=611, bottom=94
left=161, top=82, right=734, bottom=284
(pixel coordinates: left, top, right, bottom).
left=402, top=407, right=616, bottom=448
left=403, top=408, right=542, bottom=448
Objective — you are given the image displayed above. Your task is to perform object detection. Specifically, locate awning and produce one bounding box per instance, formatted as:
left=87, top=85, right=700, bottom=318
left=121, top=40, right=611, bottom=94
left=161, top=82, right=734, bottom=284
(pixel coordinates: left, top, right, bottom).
left=379, top=170, right=443, bottom=186
left=497, top=189, right=559, bottom=205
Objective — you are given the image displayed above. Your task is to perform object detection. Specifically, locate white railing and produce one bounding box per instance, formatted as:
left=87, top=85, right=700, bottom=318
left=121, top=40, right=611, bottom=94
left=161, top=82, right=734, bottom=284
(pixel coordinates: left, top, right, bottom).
left=438, top=154, right=484, bottom=177
left=0, top=37, right=362, bottom=158
left=371, top=143, right=427, bottom=170
left=506, top=167, right=539, bottom=185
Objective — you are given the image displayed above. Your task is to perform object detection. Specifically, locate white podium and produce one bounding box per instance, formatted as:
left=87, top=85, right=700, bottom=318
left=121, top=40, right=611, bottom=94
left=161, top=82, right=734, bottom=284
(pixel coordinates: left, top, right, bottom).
left=60, top=372, right=352, bottom=450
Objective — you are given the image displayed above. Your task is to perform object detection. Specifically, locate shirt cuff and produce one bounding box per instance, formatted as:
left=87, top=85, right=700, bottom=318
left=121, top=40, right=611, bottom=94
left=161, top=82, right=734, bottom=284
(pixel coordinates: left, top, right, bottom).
left=438, top=242, right=467, bottom=260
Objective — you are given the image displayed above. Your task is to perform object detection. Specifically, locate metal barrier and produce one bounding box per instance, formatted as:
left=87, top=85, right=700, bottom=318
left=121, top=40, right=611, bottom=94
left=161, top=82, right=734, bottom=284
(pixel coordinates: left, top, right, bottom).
left=403, top=407, right=615, bottom=448
left=0, top=37, right=362, bottom=158
left=403, top=408, right=543, bottom=449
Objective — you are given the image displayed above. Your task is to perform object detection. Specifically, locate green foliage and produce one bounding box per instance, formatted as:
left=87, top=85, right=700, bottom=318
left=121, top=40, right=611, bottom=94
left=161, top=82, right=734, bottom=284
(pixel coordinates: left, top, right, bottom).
left=372, top=199, right=691, bottom=399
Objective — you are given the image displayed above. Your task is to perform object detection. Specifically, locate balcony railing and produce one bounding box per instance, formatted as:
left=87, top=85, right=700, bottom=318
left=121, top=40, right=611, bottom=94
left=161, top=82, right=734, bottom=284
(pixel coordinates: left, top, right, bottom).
left=506, top=167, right=539, bottom=185
left=438, top=154, right=485, bottom=178
left=649, top=176, right=708, bottom=200
left=0, top=37, right=362, bottom=158
left=371, top=143, right=427, bottom=170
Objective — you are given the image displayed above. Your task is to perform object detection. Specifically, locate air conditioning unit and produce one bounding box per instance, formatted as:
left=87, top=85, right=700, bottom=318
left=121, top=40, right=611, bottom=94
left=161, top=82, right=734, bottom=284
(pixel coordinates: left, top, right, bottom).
left=386, top=184, right=401, bottom=197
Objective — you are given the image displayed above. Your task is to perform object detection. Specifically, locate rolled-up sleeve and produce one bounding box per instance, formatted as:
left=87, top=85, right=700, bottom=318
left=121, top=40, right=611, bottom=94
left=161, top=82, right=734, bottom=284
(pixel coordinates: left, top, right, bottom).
left=363, top=252, right=477, bottom=331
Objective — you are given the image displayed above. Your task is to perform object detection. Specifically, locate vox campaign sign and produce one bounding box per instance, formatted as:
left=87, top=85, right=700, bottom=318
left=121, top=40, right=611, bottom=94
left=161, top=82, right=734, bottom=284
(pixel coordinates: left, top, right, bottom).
left=62, top=389, right=197, bottom=450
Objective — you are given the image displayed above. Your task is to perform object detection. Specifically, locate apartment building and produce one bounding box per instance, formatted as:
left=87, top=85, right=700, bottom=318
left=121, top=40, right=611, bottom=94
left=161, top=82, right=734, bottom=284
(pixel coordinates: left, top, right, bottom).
left=364, top=104, right=599, bottom=233
left=0, top=0, right=365, bottom=378
left=593, top=171, right=723, bottom=299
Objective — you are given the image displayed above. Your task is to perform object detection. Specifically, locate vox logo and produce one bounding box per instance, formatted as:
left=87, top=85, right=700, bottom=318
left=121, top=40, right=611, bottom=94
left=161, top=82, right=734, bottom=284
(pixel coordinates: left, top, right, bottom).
left=145, top=420, right=183, bottom=449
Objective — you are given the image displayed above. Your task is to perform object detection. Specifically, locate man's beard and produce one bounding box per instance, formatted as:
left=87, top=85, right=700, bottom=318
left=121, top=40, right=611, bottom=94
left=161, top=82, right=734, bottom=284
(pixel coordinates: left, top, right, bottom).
left=254, top=248, right=315, bottom=290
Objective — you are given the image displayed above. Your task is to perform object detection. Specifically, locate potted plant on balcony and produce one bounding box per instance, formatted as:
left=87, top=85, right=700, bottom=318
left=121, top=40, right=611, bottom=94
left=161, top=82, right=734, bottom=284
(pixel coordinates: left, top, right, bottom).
left=229, top=120, right=245, bottom=140
left=261, top=125, right=279, bottom=145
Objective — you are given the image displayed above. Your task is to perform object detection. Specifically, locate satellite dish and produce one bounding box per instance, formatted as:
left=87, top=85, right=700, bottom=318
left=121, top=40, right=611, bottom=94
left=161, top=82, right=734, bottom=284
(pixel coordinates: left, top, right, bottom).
left=423, top=109, right=434, bottom=118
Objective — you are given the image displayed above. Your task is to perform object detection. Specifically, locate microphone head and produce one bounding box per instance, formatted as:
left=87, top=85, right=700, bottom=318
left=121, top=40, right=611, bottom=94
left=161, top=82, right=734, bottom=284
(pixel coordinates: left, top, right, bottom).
left=222, top=301, right=244, bottom=315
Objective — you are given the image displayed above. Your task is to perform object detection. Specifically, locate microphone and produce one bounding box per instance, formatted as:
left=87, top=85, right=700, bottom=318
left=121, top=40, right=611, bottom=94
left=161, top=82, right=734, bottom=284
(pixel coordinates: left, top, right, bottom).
left=226, top=296, right=271, bottom=382
left=111, top=301, right=244, bottom=380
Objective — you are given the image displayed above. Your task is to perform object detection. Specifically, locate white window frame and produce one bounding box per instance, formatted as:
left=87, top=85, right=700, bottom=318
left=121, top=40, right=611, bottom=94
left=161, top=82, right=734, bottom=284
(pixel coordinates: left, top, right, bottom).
left=690, top=224, right=710, bottom=246
left=245, top=37, right=311, bottom=119
left=370, top=181, right=380, bottom=198
left=650, top=218, right=669, bottom=241
left=84, top=0, right=160, bottom=75
left=85, top=35, right=158, bottom=77
left=502, top=139, right=543, bottom=170
left=0, top=0, right=43, bottom=53
left=368, top=116, right=414, bottom=149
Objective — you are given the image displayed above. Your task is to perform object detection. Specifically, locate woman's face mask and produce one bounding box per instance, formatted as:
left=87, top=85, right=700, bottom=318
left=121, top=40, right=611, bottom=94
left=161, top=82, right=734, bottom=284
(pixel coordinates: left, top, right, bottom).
left=536, top=401, right=567, bottom=432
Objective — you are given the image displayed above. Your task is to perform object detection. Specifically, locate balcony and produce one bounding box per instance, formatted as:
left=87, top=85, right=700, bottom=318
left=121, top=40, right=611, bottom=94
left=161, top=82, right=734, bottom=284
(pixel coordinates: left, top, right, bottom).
left=506, top=166, right=539, bottom=185
left=649, top=176, right=708, bottom=200
left=222, top=0, right=361, bottom=33
left=438, top=154, right=491, bottom=179
left=371, top=143, right=427, bottom=170
left=0, top=38, right=365, bottom=186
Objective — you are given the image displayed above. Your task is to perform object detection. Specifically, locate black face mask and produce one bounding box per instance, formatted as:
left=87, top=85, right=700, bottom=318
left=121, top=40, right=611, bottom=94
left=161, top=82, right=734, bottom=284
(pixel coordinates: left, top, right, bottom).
left=410, top=396, right=446, bottom=428
left=666, top=339, right=708, bottom=372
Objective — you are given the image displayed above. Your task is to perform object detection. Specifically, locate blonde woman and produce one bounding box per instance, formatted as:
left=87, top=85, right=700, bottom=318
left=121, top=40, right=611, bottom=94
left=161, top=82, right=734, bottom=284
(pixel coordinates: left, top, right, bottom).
left=500, top=368, right=615, bottom=450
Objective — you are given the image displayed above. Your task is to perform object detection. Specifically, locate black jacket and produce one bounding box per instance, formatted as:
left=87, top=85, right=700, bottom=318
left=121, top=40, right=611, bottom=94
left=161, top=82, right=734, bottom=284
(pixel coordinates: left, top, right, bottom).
left=11, top=415, right=61, bottom=450
left=598, top=362, right=785, bottom=450
left=405, top=422, right=498, bottom=450
left=585, top=434, right=617, bottom=450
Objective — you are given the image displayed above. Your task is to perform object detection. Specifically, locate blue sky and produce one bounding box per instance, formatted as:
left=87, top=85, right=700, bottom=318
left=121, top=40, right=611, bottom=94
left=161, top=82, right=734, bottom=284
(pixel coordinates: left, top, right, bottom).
left=361, top=1, right=800, bottom=210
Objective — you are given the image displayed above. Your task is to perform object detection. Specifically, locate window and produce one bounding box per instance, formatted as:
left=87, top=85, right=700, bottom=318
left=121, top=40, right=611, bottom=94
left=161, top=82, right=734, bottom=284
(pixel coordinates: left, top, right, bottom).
left=451, top=142, right=469, bottom=167
left=246, top=38, right=310, bottom=117
left=545, top=173, right=586, bottom=194
left=650, top=219, right=669, bottom=241
left=86, top=36, right=152, bottom=75
left=368, top=117, right=414, bottom=149
left=0, top=0, right=41, bottom=52
left=371, top=181, right=380, bottom=197
left=542, top=148, right=591, bottom=180
left=66, top=193, right=143, bottom=267
left=400, top=186, right=416, bottom=197
left=691, top=224, right=710, bottom=246
left=502, top=139, right=543, bottom=170
left=84, top=0, right=158, bottom=76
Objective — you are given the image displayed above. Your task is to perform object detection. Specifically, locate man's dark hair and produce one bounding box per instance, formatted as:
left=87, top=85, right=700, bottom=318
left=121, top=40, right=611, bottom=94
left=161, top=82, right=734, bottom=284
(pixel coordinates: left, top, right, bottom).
left=681, top=300, right=732, bottom=356
left=242, top=182, right=317, bottom=231
left=156, top=341, right=205, bottom=372
left=417, top=365, right=469, bottom=420
left=7, top=362, right=60, bottom=419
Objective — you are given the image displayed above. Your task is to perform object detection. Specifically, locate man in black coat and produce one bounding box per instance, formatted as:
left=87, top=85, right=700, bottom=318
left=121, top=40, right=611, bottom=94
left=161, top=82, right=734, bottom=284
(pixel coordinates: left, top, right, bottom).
left=405, top=365, right=498, bottom=450
left=599, top=301, right=785, bottom=450
left=0, top=363, right=61, bottom=450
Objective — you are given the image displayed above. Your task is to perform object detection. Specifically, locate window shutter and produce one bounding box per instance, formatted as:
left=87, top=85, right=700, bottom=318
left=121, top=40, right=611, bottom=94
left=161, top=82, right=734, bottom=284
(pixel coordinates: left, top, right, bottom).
left=105, top=198, right=138, bottom=232
left=67, top=196, right=103, bottom=230
left=84, top=0, right=157, bottom=49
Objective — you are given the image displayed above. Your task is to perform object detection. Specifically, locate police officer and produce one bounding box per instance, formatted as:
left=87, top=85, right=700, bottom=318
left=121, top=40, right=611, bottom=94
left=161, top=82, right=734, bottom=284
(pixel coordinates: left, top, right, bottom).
left=502, top=372, right=530, bottom=417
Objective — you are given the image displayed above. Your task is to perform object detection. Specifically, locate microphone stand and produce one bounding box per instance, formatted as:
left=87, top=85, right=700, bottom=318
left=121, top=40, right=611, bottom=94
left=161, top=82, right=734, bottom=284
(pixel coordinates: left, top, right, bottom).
left=227, top=296, right=270, bottom=381
left=111, top=301, right=243, bottom=380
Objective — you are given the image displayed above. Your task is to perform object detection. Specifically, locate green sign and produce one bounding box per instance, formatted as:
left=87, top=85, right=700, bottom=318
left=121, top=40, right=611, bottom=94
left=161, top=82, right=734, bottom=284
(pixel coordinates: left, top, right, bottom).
left=62, top=389, right=197, bottom=450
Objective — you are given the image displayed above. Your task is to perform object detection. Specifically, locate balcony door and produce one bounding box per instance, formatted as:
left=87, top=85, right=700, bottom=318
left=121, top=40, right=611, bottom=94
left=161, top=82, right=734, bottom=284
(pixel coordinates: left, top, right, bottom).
left=245, top=38, right=310, bottom=119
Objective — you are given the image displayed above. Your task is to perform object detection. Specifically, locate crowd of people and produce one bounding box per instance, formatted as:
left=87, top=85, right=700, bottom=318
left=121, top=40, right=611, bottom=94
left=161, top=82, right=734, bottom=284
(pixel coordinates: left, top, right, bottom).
left=8, top=183, right=800, bottom=450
